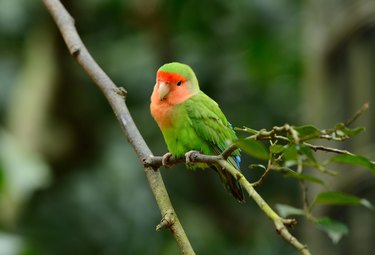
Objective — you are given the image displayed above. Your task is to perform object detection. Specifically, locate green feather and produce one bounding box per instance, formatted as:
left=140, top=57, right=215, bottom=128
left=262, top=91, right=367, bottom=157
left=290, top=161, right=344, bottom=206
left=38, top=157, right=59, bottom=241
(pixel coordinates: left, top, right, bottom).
left=157, top=63, right=244, bottom=202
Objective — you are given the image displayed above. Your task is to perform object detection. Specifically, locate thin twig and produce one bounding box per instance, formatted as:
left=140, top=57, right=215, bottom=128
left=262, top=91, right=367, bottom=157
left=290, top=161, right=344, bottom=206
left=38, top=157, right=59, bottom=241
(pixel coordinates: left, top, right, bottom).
left=299, top=181, right=316, bottom=221
left=251, top=158, right=273, bottom=187
left=304, top=143, right=355, bottom=155
left=221, top=144, right=238, bottom=160
left=42, top=1, right=195, bottom=254
left=345, top=102, right=369, bottom=127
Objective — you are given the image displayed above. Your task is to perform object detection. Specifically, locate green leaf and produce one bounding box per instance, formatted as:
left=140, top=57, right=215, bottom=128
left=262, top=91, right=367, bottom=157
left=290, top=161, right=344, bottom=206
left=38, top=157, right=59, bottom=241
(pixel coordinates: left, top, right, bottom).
left=297, top=145, right=316, bottom=162
left=294, top=125, right=322, bottom=141
left=315, top=191, right=373, bottom=209
left=330, top=154, right=375, bottom=175
left=234, top=126, right=258, bottom=135
left=283, top=144, right=298, bottom=161
left=249, top=164, right=266, bottom=171
left=284, top=168, right=325, bottom=185
left=283, top=144, right=316, bottom=163
left=235, top=139, right=269, bottom=160
left=282, top=145, right=299, bottom=168
left=315, top=191, right=360, bottom=205
left=344, top=127, right=365, bottom=137
left=335, top=123, right=365, bottom=138
left=276, top=204, right=304, bottom=218
left=270, top=144, right=285, bottom=154
left=316, top=217, right=348, bottom=244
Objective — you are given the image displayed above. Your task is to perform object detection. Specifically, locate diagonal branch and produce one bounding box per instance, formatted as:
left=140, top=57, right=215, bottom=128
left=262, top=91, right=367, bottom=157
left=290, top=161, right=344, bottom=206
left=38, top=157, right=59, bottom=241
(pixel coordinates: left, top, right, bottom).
left=147, top=152, right=310, bottom=255
left=345, top=102, right=369, bottom=127
left=42, top=0, right=195, bottom=254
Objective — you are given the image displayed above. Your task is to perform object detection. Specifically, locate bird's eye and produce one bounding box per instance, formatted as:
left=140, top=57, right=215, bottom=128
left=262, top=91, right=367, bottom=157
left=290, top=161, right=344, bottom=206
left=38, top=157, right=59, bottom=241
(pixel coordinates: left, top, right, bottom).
left=176, top=81, right=182, bottom=86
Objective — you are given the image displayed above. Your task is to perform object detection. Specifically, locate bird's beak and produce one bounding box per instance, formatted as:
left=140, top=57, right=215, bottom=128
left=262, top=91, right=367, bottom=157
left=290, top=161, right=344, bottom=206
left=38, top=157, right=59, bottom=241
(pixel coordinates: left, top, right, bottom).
left=158, top=82, right=170, bottom=100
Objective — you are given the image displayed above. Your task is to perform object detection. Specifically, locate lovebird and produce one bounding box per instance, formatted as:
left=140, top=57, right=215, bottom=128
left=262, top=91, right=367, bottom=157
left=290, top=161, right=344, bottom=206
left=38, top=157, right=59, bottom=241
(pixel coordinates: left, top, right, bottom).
left=150, top=62, right=244, bottom=202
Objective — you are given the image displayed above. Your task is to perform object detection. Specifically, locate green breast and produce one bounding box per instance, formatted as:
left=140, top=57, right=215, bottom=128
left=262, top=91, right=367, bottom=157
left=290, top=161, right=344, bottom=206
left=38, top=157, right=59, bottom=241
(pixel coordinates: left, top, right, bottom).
left=161, top=104, right=211, bottom=159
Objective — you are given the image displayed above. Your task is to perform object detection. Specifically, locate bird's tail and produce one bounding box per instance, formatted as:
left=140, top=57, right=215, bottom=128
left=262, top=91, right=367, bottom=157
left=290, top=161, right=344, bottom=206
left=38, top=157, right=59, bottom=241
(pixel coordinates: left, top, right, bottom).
left=213, top=164, right=245, bottom=203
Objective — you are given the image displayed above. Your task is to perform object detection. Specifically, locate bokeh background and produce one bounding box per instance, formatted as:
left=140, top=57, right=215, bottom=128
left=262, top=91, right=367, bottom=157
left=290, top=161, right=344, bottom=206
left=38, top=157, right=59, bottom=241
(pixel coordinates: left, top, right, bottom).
left=0, top=0, right=375, bottom=254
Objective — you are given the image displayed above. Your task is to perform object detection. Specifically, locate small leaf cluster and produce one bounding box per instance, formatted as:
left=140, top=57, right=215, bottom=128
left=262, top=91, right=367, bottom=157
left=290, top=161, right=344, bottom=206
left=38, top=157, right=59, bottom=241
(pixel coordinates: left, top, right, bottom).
left=235, top=121, right=374, bottom=243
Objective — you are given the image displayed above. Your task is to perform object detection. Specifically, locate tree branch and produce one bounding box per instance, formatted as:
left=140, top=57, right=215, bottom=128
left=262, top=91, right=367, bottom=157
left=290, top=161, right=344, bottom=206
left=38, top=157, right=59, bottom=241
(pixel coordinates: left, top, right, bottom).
left=345, top=102, right=369, bottom=127
left=217, top=160, right=309, bottom=254
left=146, top=153, right=311, bottom=255
left=42, top=0, right=195, bottom=254
left=305, top=143, right=356, bottom=155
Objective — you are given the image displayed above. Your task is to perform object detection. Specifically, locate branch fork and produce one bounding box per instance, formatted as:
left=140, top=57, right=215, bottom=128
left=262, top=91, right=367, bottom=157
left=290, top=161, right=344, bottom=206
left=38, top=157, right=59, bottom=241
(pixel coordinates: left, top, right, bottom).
left=156, top=210, right=176, bottom=231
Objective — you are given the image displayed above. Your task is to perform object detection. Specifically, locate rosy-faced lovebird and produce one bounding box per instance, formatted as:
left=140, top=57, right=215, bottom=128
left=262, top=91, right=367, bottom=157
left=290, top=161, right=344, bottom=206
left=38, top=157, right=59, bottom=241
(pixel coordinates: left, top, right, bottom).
left=150, top=62, right=244, bottom=202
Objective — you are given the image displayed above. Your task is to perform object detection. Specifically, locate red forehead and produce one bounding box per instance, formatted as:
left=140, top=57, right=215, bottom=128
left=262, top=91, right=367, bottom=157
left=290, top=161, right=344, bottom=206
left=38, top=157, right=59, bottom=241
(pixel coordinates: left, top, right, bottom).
left=157, top=70, right=186, bottom=83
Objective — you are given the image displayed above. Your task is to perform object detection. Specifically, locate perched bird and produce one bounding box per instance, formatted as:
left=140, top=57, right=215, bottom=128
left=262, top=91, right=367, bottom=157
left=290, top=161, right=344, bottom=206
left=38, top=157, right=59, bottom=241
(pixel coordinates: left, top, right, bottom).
left=150, top=62, right=244, bottom=202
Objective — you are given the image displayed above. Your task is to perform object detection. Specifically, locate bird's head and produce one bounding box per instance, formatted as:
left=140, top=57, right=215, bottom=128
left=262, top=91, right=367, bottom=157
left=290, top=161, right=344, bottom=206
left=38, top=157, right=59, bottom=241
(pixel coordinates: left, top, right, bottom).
left=154, top=62, right=199, bottom=103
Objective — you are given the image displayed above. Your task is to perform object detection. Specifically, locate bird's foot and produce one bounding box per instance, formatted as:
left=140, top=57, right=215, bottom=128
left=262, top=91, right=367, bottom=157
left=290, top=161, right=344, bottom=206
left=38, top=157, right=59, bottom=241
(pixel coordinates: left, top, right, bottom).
left=185, top=150, right=200, bottom=164
left=162, top=152, right=173, bottom=168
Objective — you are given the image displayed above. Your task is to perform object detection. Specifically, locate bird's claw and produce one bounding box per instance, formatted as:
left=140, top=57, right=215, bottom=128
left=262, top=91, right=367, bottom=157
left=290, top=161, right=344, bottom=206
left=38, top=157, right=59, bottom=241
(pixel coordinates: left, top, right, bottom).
left=185, top=150, right=200, bottom=164
left=162, top=152, right=173, bottom=168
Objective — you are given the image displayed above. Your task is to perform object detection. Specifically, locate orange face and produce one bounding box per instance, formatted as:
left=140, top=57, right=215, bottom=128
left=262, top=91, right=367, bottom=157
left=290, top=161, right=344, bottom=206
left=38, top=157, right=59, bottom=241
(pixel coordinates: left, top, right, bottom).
left=154, top=70, right=194, bottom=105
left=150, top=70, right=195, bottom=129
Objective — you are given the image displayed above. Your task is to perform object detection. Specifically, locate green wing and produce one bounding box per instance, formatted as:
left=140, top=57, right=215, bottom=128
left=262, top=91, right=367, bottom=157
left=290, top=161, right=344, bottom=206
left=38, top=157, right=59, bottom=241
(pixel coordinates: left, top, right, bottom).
left=183, top=91, right=240, bottom=167
left=183, top=91, right=244, bottom=202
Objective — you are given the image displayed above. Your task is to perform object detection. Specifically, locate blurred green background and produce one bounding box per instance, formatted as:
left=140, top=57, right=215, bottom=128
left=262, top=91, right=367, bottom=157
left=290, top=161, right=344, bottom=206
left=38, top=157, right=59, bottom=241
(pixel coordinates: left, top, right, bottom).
left=0, top=0, right=374, bottom=254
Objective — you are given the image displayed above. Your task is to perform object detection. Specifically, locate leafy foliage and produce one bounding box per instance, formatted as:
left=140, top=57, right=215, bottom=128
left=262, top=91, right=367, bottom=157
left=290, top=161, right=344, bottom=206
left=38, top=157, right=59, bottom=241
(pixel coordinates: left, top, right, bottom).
left=314, top=192, right=373, bottom=209
left=236, top=114, right=374, bottom=244
left=316, top=217, right=349, bottom=244
left=235, top=139, right=269, bottom=160
left=294, top=125, right=322, bottom=141
left=276, top=204, right=304, bottom=218
left=331, top=154, right=375, bottom=175
left=283, top=168, right=324, bottom=185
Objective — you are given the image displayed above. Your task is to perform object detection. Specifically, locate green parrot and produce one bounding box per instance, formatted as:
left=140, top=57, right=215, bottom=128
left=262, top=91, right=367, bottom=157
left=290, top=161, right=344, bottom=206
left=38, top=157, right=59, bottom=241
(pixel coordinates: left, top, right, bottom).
left=150, top=62, right=244, bottom=202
